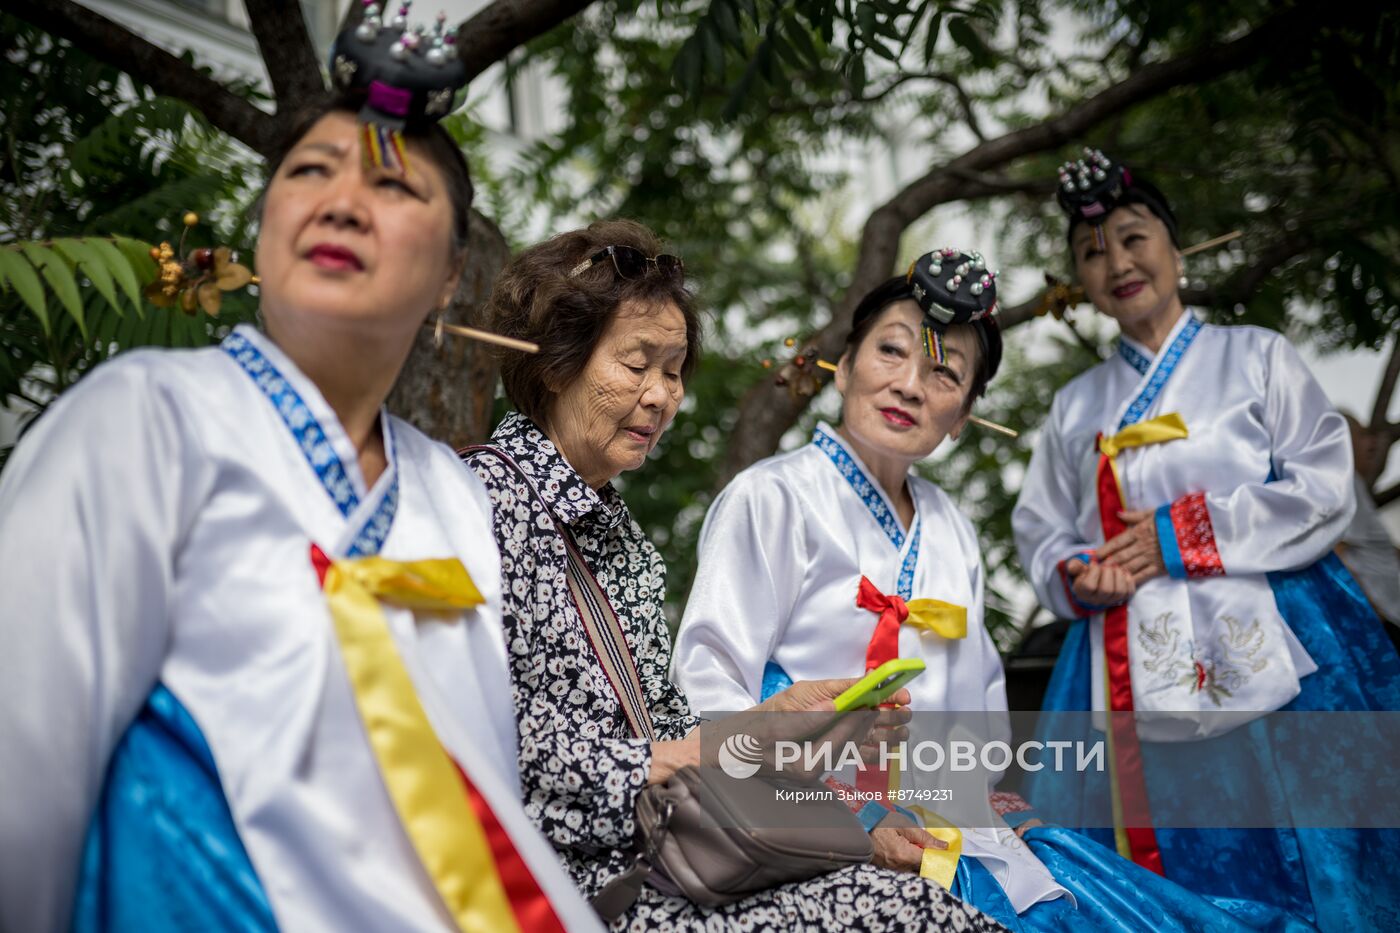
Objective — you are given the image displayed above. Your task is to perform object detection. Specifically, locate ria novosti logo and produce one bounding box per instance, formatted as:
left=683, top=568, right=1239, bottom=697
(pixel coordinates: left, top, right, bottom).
left=717, top=732, right=764, bottom=779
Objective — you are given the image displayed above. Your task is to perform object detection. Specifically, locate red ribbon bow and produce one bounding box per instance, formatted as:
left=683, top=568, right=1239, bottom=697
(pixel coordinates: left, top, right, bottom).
left=857, top=575, right=907, bottom=673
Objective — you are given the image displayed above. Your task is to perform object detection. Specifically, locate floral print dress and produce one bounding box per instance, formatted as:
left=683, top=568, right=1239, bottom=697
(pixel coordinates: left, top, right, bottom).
left=465, top=412, right=1002, bottom=932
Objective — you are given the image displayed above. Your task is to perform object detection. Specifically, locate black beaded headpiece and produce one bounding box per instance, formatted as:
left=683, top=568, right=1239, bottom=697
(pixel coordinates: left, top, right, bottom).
left=1055, top=148, right=1179, bottom=247
left=905, top=248, right=999, bottom=364
left=329, top=1, right=468, bottom=171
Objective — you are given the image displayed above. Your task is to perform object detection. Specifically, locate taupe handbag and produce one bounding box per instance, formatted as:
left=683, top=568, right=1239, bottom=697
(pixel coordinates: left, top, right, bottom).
left=592, top=766, right=874, bottom=920
left=461, top=446, right=873, bottom=921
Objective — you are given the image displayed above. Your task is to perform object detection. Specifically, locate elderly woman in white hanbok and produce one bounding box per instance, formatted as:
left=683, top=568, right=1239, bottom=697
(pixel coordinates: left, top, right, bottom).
left=0, top=83, right=600, bottom=932
left=1012, top=150, right=1400, bottom=932
left=674, top=251, right=1317, bottom=932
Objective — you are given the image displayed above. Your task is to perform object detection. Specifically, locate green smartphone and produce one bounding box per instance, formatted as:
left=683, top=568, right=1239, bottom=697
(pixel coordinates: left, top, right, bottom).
left=833, top=658, right=926, bottom=712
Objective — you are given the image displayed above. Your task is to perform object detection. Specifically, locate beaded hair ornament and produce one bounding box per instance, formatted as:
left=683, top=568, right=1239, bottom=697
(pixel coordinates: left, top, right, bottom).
left=1053, top=147, right=1181, bottom=250
left=1055, top=148, right=1128, bottom=232
left=904, top=247, right=999, bottom=365
left=759, top=247, right=1016, bottom=438
left=329, top=2, right=468, bottom=173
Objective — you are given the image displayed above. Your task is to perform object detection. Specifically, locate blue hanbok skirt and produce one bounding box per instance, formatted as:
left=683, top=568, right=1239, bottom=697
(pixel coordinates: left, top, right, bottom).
left=1023, top=554, right=1400, bottom=932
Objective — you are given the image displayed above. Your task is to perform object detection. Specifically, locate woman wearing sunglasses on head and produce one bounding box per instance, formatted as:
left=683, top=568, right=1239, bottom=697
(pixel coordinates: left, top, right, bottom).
left=462, top=221, right=1006, bottom=931
left=0, top=17, right=602, bottom=932
left=672, top=251, right=1311, bottom=932
left=1012, top=149, right=1400, bottom=931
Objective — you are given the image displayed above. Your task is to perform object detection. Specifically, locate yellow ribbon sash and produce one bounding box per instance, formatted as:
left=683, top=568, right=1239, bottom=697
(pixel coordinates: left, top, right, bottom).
left=320, top=550, right=527, bottom=933
left=903, top=598, right=968, bottom=640
left=908, top=804, right=963, bottom=890
left=1098, top=412, right=1188, bottom=494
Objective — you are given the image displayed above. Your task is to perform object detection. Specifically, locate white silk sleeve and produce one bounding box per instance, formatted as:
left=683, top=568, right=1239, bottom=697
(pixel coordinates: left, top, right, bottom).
left=1012, top=397, right=1099, bottom=620
left=965, top=525, right=1015, bottom=780
left=968, top=540, right=1006, bottom=716
left=672, top=471, right=807, bottom=713
left=0, top=359, right=208, bottom=932
left=1198, top=336, right=1355, bottom=576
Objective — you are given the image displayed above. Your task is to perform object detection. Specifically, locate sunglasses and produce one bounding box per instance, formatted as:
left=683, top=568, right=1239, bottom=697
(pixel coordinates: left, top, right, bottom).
left=568, top=245, right=684, bottom=283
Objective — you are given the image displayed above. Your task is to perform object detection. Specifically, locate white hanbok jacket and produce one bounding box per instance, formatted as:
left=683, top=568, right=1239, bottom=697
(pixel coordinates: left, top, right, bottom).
left=1012, top=311, right=1353, bottom=738
left=0, top=326, right=599, bottom=932
left=674, top=423, right=1068, bottom=913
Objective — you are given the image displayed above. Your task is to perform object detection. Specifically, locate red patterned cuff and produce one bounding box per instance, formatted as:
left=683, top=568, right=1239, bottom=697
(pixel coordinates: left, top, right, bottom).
left=1169, top=493, right=1225, bottom=578
left=823, top=776, right=864, bottom=814
left=990, top=791, right=1033, bottom=815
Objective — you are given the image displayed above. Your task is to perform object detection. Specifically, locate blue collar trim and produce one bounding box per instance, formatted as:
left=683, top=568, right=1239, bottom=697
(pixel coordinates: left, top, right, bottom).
left=1118, top=339, right=1152, bottom=375
left=1119, top=314, right=1202, bottom=430
left=222, top=330, right=397, bottom=556
left=813, top=425, right=905, bottom=550
left=897, top=517, right=920, bottom=600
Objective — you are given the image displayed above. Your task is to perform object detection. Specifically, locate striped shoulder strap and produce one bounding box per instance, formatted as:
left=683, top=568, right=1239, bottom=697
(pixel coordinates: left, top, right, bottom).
left=462, top=446, right=656, bottom=742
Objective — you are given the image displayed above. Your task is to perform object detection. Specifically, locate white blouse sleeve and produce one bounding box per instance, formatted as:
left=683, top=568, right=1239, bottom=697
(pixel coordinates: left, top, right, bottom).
left=0, top=359, right=208, bottom=931
left=1012, top=396, right=1101, bottom=619
left=1161, top=335, right=1356, bottom=578
left=672, top=471, right=808, bottom=713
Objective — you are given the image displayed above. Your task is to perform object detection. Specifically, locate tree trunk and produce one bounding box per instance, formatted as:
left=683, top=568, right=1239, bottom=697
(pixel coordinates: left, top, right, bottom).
left=387, top=208, right=510, bottom=448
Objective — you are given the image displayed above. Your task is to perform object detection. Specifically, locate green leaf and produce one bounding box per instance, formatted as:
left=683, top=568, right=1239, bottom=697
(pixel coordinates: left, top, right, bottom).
left=54, top=238, right=121, bottom=317
left=711, top=0, right=743, bottom=46
left=88, top=237, right=145, bottom=315
left=923, top=12, right=943, bottom=64
left=0, top=247, right=49, bottom=334
left=847, top=54, right=867, bottom=98
left=783, top=16, right=823, bottom=68
left=722, top=37, right=766, bottom=121
left=700, top=19, right=725, bottom=76
left=947, top=16, right=992, bottom=67
left=114, top=236, right=160, bottom=305
left=673, top=39, right=703, bottom=97
left=22, top=244, right=87, bottom=339
left=856, top=3, right=878, bottom=43
left=867, top=37, right=900, bottom=62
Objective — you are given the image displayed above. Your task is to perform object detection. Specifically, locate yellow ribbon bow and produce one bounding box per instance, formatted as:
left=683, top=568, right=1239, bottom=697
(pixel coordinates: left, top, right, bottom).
left=902, top=598, right=968, bottom=640
left=907, top=804, right=963, bottom=890
left=1097, top=412, right=1188, bottom=460
left=1097, top=413, right=1189, bottom=500
left=318, top=548, right=531, bottom=933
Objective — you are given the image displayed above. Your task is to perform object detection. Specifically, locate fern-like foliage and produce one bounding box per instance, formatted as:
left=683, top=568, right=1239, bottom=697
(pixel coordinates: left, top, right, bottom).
left=0, top=14, right=261, bottom=450
left=0, top=236, right=155, bottom=338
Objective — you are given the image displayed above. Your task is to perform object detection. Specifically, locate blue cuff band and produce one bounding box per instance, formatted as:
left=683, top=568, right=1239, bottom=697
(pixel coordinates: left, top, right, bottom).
left=892, top=804, right=919, bottom=825
left=1066, top=552, right=1116, bottom=613
left=857, top=800, right=890, bottom=833
left=1156, top=504, right=1187, bottom=579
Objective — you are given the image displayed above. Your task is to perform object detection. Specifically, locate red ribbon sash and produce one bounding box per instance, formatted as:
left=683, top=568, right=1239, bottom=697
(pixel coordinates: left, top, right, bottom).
left=1095, top=439, right=1165, bottom=875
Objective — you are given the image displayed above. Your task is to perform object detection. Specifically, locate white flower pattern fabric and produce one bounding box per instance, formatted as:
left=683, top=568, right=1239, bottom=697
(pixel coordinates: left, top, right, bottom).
left=466, top=412, right=1005, bottom=932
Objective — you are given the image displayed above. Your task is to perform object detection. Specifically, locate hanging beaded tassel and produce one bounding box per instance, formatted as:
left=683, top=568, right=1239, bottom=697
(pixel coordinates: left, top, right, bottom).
left=362, top=121, right=409, bottom=173
left=922, top=325, right=946, bottom=364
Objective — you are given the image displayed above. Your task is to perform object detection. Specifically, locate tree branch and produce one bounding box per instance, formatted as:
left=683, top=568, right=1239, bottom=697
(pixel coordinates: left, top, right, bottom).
left=717, top=3, right=1319, bottom=485
left=14, top=0, right=277, bottom=156
left=946, top=169, right=1051, bottom=199
left=454, top=0, right=595, bottom=82
left=1370, top=337, right=1400, bottom=436
left=244, top=0, right=325, bottom=107
left=935, top=73, right=986, bottom=143
left=1376, top=481, right=1400, bottom=509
